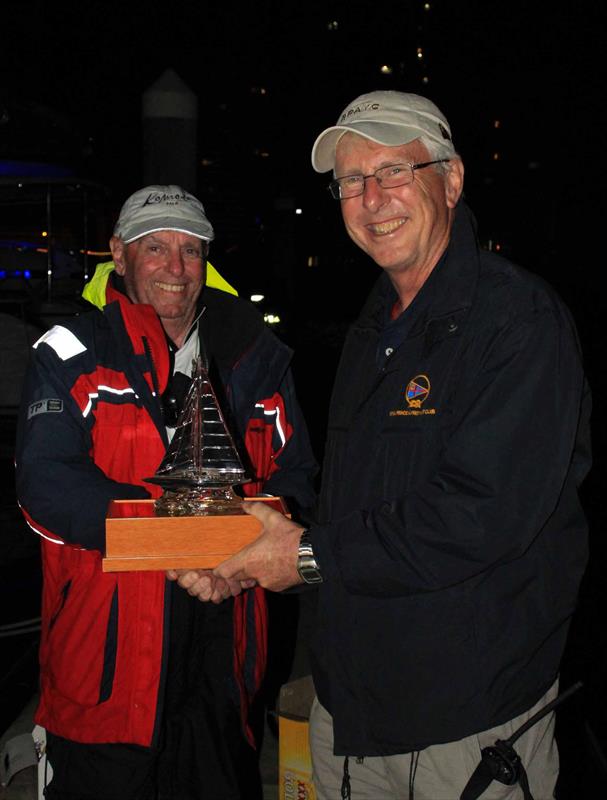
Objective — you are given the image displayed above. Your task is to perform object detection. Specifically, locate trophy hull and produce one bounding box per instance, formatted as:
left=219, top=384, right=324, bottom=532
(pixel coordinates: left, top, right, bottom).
left=153, top=485, right=246, bottom=516
left=103, top=496, right=288, bottom=572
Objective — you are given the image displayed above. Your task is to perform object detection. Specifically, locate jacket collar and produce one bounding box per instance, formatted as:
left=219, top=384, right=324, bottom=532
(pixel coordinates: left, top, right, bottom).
left=104, top=274, right=171, bottom=395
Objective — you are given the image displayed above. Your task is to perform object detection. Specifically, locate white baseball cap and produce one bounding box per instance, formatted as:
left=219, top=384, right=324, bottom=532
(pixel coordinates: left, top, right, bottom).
left=311, top=90, right=455, bottom=173
left=113, top=185, right=215, bottom=244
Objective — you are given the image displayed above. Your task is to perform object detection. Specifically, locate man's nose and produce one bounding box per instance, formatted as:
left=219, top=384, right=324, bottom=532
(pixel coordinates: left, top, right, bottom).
left=362, top=175, right=389, bottom=211
left=166, top=248, right=186, bottom=275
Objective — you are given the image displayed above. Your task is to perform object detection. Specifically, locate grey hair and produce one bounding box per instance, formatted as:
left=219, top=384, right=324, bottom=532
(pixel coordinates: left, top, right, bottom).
left=331, top=133, right=459, bottom=177
left=417, top=135, right=459, bottom=172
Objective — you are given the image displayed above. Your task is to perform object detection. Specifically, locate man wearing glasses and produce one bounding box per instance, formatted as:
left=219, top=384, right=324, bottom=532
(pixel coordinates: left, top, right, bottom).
left=15, top=185, right=317, bottom=799
left=212, top=91, right=591, bottom=799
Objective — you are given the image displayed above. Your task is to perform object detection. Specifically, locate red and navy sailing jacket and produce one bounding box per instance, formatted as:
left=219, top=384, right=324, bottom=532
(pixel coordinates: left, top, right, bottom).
left=15, top=274, right=317, bottom=747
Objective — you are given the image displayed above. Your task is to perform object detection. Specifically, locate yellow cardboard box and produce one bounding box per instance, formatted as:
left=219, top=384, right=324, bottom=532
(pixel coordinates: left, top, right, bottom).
left=278, top=674, right=316, bottom=800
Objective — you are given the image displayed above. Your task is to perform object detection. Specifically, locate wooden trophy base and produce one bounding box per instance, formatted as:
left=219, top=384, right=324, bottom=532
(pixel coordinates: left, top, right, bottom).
left=103, top=495, right=288, bottom=572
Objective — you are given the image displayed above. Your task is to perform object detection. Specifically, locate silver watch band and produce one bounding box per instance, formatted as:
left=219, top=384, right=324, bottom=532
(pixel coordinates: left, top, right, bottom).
left=297, top=530, right=323, bottom=584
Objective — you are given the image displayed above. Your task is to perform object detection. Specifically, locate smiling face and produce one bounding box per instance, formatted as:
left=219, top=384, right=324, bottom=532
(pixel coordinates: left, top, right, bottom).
left=334, top=133, right=463, bottom=300
left=110, top=230, right=208, bottom=346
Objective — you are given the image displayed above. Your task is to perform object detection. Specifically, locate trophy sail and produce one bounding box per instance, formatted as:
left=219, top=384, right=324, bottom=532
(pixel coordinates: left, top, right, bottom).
left=146, top=356, right=249, bottom=515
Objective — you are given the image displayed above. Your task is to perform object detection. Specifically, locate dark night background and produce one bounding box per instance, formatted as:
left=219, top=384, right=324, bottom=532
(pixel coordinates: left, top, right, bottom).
left=1, top=1, right=606, bottom=796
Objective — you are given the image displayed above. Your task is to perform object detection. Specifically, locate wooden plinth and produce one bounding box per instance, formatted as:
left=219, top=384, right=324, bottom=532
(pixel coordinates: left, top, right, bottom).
left=103, top=496, right=288, bottom=572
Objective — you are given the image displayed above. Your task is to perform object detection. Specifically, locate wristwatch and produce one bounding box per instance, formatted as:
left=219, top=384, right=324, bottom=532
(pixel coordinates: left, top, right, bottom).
left=297, top=530, right=323, bottom=584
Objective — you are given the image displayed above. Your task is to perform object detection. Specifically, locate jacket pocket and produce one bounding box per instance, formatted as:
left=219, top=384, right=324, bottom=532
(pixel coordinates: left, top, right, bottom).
left=48, top=579, right=72, bottom=631
left=98, top=587, right=118, bottom=703
left=46, top=577, right=119, bottom=708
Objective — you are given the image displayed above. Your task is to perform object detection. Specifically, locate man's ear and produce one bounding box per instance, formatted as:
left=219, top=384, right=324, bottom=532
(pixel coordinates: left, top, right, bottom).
left=110, top=236, right=127, bottom=275
left=445, top=158, right=464, bottom=209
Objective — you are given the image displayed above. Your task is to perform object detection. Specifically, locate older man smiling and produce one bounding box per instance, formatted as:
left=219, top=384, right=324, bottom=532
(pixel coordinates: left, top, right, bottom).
left=212, top=91, right=591, bottom=800
left=109, top=188, right=213, bottom=347
left=16, top=184, right=317, bottom=800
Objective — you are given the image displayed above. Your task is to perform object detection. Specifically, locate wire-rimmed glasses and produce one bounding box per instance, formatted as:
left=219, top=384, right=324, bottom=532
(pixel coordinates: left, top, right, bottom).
left=328, top=159, right=450, bottom=200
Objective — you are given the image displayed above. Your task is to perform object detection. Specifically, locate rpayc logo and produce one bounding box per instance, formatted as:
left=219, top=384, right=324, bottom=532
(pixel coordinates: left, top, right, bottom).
left=405, top=375, right=431, bottom=408
left=389, top=375, right=436, bottom=417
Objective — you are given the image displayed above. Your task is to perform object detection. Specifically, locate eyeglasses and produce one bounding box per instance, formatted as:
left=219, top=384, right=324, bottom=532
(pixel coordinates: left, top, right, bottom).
left=328, top=159, right=451, bottom=200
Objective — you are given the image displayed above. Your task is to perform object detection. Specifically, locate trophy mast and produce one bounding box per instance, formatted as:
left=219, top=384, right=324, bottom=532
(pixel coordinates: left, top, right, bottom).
left=145, top=356, right=250, bottom=516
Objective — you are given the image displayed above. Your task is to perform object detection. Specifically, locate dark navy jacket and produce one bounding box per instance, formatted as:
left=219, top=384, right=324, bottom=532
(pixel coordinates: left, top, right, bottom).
left=309, top=203, right=591, bottom=756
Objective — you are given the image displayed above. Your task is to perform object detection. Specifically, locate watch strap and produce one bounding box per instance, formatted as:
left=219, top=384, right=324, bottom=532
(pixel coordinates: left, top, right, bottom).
left=297, top=530, right=323, bottom=584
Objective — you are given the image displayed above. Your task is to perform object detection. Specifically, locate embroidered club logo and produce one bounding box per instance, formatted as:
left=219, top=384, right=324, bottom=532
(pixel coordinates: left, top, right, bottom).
left=405, top=375, right=430, bottom=408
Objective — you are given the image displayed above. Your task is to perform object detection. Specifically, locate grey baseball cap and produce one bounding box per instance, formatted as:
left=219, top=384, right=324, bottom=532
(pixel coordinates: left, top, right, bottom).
left=113, top=185, right=215, bottom=244
left=311, top=90, right=455, bottom=173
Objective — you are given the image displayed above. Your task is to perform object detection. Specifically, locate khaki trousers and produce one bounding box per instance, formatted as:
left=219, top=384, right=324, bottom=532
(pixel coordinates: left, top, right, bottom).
left=309, top=680, right=559, bottom=800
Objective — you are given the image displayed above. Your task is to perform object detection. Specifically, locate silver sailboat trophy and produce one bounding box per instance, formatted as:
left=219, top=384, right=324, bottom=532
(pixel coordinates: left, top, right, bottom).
left=146, top=356, right=249, bottom=516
